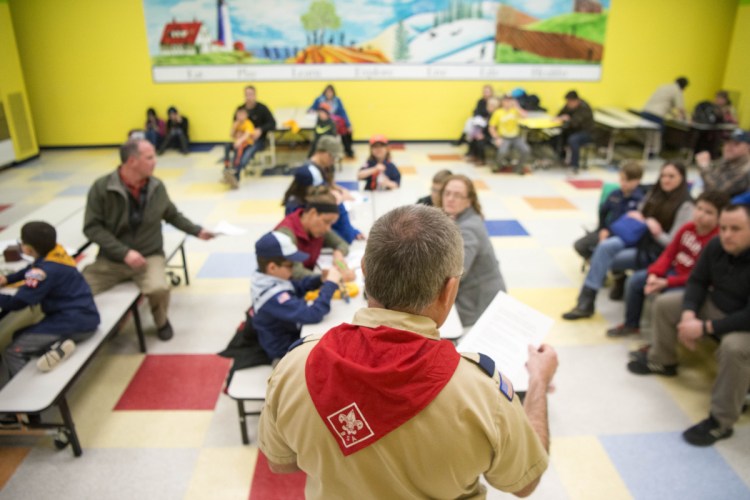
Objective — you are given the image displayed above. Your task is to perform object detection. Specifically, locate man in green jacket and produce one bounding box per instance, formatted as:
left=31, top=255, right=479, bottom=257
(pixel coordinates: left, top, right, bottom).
left=82, top=139, right=214, bottom=340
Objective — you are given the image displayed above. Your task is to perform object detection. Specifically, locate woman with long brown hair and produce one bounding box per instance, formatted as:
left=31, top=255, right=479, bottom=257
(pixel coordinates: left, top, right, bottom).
left=563, top=161, right=693, bottom=320
left=439, top=174, right=506, bottom=327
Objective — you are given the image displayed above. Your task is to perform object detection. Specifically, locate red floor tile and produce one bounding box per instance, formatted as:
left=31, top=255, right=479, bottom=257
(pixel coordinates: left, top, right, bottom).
left=249, top=452, right=306, bottom=500
left=115, top=354, right=230, bottom=410
left=0, top=204, right=11, bottom=213
left=567, top=179, right=603, bottom=189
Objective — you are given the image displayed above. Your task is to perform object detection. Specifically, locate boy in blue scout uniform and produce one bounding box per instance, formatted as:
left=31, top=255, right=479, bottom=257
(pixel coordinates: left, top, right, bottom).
left=0, top=221, right=100, bottom=382
left=250, top=231, right=341, bottom=363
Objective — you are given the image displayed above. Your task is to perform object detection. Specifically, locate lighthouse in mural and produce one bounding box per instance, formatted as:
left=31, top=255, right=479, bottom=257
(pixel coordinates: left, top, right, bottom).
left=217, top=0, right=233, bottom=49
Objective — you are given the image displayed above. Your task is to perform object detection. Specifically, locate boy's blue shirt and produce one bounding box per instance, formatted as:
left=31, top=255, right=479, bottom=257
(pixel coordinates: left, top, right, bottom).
left=250, top=270, right=337, bottom=359
left=598, top=186, right=646, bottom=230
left=0, top=244, right=100, bottom=334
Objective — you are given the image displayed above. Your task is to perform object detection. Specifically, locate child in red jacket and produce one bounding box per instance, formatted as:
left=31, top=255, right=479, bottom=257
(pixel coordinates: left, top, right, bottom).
left=607, top=191, right=729, bottom=337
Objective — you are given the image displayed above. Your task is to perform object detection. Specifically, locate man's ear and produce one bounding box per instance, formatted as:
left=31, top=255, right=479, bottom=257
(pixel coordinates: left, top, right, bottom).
left=439, top=276, right=459, bottom=309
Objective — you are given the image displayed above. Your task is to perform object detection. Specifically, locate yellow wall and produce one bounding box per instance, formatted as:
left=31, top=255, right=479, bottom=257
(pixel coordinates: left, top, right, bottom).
left=0, top=0, right=38, bottom=158
left=723, top=1, right=750, bottom=129
left=8, top=0, right=741, bottom=146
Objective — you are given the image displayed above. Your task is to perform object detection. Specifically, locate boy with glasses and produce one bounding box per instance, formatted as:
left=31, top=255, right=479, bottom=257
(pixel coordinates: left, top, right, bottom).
left=251, top=231, right=341, bottom=363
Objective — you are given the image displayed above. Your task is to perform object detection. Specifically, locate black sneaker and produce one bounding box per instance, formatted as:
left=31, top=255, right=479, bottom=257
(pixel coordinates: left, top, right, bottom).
left=627, top=352, right=677, bottom=376
left=157, top=320, right=174, bottom=341
left=683, top=416, right=733, bottom=446
left=607, top=324, right=640, bottom=338
left=628, top=344, right=651, bottom=361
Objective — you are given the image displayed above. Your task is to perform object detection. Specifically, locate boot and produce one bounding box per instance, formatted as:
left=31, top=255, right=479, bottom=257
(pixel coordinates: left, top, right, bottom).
left=609, top=273, right=626, bottom=301
left=562, top=286, right=596, bottom=320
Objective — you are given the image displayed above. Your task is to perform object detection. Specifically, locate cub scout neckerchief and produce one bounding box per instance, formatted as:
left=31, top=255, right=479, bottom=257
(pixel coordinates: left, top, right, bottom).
left=43, top=244, right=76, bottom=267
left=305, top=322, right=460, bottom=456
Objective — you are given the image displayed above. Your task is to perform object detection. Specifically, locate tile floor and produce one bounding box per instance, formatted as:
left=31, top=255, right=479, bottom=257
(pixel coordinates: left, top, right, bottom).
left=0, top=143, right=748, bottom=500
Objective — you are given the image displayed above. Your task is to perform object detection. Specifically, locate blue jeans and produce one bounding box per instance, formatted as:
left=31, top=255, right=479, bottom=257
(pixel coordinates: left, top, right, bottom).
left=583, top=236, right=640, bottom=290
left=624, top=269, right=681, bottom=328
left=567, top=130, right=593, bottom=168
left=227, top=138, right=266, bottom=179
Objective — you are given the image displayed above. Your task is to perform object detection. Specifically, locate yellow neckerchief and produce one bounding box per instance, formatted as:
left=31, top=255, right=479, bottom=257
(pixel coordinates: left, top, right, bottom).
left=43, top=244, right=76, bottom=267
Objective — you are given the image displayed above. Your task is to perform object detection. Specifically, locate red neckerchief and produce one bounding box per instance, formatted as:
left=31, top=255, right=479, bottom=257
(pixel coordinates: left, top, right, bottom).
left=305, top=323, right=460, bottom=456
left=118, top=167, right=148, bottom=200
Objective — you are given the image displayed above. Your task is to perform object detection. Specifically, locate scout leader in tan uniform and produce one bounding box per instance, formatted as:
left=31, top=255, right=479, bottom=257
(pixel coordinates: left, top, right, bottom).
left=259, top=205, right=558, bottom=499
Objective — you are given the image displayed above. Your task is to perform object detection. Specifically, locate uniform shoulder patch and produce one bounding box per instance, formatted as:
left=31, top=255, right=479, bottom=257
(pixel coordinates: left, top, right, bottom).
left=277, top=292, right=291, bottom=304
left=460, top=352, right=514, bottom=402
left=24, top=268, right=47, bottom=288
left=287, top=334, right=321, bottom=353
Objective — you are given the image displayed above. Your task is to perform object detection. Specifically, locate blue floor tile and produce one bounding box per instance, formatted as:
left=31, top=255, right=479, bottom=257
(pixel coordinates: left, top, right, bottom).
left=30, top=171, right=73, bottom=182
left=484, top=219, right=529, bottom=237
left=196, top=252, right=256, bottom=279
left=58, top=185, right=91, bottom=196
left=600, top=432, right=750, bottom=500
left=336, top=181, right=359, bottom=191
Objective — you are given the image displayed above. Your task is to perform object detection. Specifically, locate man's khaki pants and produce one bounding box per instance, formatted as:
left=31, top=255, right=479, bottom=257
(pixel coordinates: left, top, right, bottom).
left=83, top=255, right=170, bottom=329
left=650, top=291, right=750, bottom=429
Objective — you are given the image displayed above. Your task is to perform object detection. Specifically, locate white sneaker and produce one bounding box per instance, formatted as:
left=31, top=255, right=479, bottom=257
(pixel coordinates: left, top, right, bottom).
left=223, top=169, right=239, bottom=189
left=36, top=340, right=76, bottom=372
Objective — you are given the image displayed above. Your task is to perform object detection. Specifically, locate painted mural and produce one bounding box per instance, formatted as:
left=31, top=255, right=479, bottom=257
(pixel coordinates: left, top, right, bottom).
left=144, top=0, right=610, bottom=82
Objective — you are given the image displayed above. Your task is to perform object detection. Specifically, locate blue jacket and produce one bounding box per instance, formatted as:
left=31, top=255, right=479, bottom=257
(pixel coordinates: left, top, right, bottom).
left=0, top=245, right=100, bottom=335
left=599, top=186, right=646, bottom=231
left=250, top=271, right=337, bottom=359
left=309, top=95, right=351, bottom=128
left=360, top=159, right=401, bottom=191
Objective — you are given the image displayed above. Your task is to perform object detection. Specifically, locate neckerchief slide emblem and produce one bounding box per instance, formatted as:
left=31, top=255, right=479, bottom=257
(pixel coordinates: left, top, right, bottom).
left=326, top=402, right=374, bottom=448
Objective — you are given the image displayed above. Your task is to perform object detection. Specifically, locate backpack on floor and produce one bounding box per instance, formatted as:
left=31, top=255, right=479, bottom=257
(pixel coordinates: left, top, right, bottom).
left=692, top=101, right=723, bottom=125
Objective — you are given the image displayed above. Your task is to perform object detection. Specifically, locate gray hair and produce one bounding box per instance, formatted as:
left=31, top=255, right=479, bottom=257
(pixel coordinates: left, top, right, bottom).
left=364, top=205, right=464, bottom=314
left=120, top=139, right=145, bottom=163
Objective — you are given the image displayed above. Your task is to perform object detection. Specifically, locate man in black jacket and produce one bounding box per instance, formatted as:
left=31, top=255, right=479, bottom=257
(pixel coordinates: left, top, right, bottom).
left=628, top=203, right=750, bottom=446
left=235, top=85, right=276, bottom=164
left=554, top=90, right=595, bottom=173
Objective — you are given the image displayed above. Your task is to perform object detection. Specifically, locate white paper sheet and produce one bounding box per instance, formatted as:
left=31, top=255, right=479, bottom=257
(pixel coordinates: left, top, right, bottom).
left=212, top=220, right=247, bottom=236
left=457, top=292, right=553, bottom=391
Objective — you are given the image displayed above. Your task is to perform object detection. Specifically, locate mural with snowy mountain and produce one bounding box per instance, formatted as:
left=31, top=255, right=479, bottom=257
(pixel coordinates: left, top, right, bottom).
left=145, top=0, right=610, bottom=82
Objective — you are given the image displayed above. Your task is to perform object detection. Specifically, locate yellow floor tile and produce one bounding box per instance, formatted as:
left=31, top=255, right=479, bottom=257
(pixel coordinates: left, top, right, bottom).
left=70, top=353, right=146, bottom=418
left=184, top=183, right=234, bottom=196
left=184, top=446, right=258, bottom=500
left=524, top=197, right=578, bottom=210
left=78, top=410, right=213, bottom=448
left=473, top=179, right=489, bottom=191
left=238, top=200, right=286, bottom=216
left=399, top=166, right=417, bottom=175
left=552, top=436, right=632, bottom=500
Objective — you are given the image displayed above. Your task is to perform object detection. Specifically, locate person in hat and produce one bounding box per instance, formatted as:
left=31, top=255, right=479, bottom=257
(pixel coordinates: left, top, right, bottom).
left=357, top=135, right=401, bottom=191
left=553, top=90, right=595, bottom=173
left=251, top=231, right=342, bottom=363
left=695, top=128, right=750, bottom=198
left=157, top=106, right=190, bottom=155
left=308, top=102, right=338, bottom=158
left=282, top=157, right=364, bottom=244
left=0, top=222, right=100, bottom=386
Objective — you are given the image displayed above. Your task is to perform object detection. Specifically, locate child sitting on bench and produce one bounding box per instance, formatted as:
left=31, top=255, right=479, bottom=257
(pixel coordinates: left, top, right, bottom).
left=0, top=222, right=100, bottom=384
left=251, top=231, right=341, bottom=364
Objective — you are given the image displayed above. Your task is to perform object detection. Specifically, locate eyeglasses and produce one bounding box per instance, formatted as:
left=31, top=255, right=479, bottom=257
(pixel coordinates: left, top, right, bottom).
left=442, top=191, right=468, bottom=200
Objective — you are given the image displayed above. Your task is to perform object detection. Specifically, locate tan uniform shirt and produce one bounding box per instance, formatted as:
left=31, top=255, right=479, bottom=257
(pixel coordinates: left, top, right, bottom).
left=258, top=308, right=549, bottom=499
left=643, top=82, right=684, bottom=118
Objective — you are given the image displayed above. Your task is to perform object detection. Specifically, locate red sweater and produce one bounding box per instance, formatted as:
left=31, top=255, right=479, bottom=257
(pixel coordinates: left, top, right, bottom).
left=275, top=209, right=323, bottom=270
left=647, top=221, right=718, bottom=288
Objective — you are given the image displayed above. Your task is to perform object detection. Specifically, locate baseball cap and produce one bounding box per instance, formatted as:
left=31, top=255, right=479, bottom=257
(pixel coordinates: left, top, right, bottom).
left=318, top=102, right=332, bottom=113
left=564, top=90, right=579, bottom=100
left=315, top=135, right=343, bottom=158
left=294, top=164, right=325, bottom=187
left=369, top=134, right=388, bottom=145
left=255, top=231, right=309, bottom=262
left=729, top=129, right=750, bottom=144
